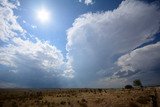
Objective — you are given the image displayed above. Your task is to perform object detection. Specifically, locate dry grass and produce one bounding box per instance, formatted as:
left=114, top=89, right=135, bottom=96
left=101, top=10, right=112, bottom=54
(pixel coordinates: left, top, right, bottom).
left=0, top=87, right=160, bottom=107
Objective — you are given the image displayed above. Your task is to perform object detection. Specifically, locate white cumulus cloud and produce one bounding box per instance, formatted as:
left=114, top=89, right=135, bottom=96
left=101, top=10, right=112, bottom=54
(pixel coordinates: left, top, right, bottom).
left=66, top=0, right=160, bottom=87
left=0, top=0, right=71, bottom=88
left=117, top=42, right=160, bottom=74
left=0, top=0, right=25, bottom=42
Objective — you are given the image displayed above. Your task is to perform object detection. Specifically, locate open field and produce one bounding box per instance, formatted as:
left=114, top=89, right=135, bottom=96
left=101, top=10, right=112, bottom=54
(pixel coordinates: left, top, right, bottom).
left=0, top=87, right=160, bottom=107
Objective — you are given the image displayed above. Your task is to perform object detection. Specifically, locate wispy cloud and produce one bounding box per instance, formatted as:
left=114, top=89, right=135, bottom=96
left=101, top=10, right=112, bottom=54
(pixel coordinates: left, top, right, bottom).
left=22, top=20, right=26, bottom=24
left=31, top=25, right=37, bottom=29
left=79, top=0, right=93, bottom=5
left=22, top=20, right=37, bottom=29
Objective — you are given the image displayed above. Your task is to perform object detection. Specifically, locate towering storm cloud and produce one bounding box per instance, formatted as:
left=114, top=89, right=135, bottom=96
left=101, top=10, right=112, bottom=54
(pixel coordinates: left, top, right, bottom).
left=66, top=0, right=160, bottom=87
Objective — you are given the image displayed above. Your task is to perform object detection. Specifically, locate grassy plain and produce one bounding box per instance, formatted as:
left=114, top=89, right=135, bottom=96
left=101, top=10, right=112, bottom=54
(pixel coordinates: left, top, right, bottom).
left=0, top=87, right=160, bottom=107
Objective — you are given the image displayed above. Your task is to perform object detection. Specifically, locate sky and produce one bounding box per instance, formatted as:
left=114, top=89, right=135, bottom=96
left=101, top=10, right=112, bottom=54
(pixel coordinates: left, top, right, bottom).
left=0, top=0, right=160, bottom=88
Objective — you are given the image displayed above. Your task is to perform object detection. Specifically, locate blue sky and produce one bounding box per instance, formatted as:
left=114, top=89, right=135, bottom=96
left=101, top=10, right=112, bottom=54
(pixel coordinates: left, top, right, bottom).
left=15, top=0, right=123, bottom=54
left=0, top=0, right=160, bottom=88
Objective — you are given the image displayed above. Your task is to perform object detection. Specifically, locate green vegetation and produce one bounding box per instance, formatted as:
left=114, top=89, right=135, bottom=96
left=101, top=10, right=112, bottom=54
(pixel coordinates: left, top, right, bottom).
left=133, top=79, right=143, bottom=87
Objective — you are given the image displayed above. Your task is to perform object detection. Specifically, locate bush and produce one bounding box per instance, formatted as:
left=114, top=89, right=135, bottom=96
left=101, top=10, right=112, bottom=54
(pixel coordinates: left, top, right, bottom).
left=98, top=89, right=102, bottom=93
left=117, top=95, right=120, bottom=98
left=68, top=101, right=71, bottom=105
left=81, top=98, right=87, bottom=103
left=125, top=85, right=133, bottom=89
left=60, top=101, right=66, bottom=105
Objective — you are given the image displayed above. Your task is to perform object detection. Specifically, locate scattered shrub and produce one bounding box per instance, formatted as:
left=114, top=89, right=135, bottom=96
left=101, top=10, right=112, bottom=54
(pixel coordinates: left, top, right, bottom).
left=67, top=95, right=70, bottom=97
left=117, top=95, right=120, bottom=98
left=81, top=98, right=87, bottom=103
left=68, top=101, right=71, bottom=105
left=98, top=89, right=102, bottom=93
left=136, top=96, right=150, bottom=104
left=60, top=101, right=66, bottom=105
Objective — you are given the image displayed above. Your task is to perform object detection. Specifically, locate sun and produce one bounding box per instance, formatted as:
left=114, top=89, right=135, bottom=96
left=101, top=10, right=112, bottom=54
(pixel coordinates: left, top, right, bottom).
left=37, top=8, right=50, bottom=23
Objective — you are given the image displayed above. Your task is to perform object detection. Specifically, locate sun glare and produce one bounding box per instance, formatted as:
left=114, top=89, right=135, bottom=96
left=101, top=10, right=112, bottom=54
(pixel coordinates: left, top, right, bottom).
left=37, top=8, right=50, bottom=23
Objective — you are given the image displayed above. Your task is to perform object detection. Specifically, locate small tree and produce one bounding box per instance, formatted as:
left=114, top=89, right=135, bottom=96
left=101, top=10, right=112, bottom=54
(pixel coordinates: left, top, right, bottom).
left=133, top=79, right=143, bottom=87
